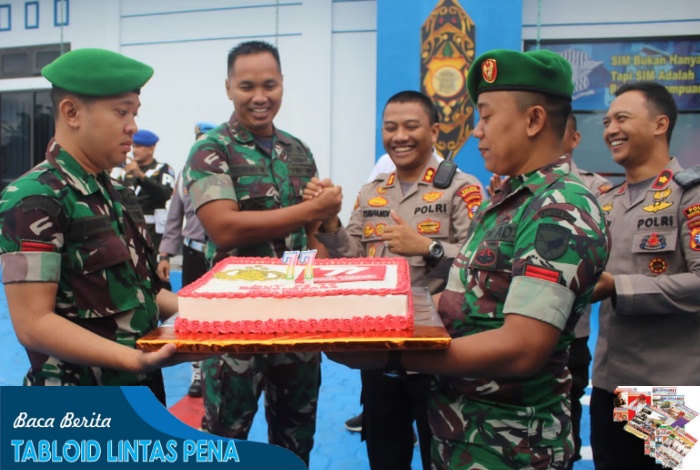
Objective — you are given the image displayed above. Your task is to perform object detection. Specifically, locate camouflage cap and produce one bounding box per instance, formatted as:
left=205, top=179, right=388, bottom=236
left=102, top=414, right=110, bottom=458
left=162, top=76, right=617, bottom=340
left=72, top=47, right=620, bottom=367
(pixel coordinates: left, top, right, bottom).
left=467, top=49, right=573, bottom=103
left=42, top=48, right=154, bottom=97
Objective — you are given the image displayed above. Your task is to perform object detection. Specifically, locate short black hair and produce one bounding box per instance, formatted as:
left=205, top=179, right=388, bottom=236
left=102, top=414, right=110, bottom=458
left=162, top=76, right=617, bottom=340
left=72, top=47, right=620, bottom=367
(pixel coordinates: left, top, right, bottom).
left=49, top=86, right=97, bottom=119
left=615, top=81, right=677, bottom=144
left=384, top=91, right=439, bottom=125
left=567, top=113, right=577, bottom=132
left=227, top=40, right=281, bottom=75
left=514, top=91, right=572, bottom=140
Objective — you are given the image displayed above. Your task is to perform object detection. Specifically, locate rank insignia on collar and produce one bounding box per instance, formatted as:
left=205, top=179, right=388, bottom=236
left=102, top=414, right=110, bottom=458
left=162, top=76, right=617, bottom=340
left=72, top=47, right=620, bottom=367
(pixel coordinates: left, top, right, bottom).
left=377, top=186, right=388, bottom=194
left=651, top=169, right=674, bottom=190
left=386, top=173, right=396, bottom=186
left=422, top=168, right=436, bottom=183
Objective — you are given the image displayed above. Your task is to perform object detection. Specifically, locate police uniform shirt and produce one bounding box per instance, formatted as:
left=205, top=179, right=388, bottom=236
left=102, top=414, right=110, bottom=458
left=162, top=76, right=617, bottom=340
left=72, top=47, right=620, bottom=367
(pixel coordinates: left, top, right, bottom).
left=592, top=158, right=700, bottom=392
left=316, top=156, right=484, bottom=292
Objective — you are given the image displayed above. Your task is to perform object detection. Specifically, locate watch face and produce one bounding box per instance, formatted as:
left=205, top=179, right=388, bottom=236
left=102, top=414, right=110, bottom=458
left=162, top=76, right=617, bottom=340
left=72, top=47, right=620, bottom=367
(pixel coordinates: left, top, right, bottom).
left=431, top=242, right=444, bottom=258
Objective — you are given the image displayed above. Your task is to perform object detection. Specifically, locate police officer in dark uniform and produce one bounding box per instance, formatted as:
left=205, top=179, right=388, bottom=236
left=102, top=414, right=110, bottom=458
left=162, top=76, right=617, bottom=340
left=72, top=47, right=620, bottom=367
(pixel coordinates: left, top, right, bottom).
left=112, top=129, right=175, bottom=286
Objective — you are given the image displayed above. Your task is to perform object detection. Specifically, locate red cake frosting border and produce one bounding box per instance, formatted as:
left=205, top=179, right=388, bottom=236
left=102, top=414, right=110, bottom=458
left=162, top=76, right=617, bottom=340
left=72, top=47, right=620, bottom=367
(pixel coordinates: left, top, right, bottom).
left=178, top=257, right=411, bottom=299
left=174, top=311, right=414, bottom=335
left=176, top=257, right=414, bottom=334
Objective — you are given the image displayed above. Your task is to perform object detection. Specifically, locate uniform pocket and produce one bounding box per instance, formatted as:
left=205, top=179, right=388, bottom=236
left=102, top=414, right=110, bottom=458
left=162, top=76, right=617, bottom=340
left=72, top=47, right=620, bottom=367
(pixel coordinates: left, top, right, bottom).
left=631, top=230, right=677, bottom=275
left=68, top=230, right=138, bottom=315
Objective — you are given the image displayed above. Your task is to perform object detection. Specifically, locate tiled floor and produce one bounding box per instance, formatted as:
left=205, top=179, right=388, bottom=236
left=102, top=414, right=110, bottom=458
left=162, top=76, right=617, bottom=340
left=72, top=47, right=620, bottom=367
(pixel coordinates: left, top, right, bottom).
left=0, top=271, right=595, bottom=469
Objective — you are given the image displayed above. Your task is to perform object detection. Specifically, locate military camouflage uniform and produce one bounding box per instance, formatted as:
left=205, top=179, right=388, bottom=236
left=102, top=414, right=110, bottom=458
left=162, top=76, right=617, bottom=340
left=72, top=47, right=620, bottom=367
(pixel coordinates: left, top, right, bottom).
left=111, top=159, right=175, bottom=273
left=432, top=155, right=609, bottom=469
left=317, top=157, right=483, bottom=470
left=0, top=140, right=165, bottom=401
left=566, top=162, right=611, bottom=467
left=183, top=116, right=320, bottom=466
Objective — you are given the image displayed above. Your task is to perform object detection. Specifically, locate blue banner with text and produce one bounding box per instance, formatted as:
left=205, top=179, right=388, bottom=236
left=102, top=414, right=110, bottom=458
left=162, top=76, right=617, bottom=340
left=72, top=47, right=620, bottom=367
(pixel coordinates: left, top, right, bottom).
left=0, top=386, right=305, bottom=469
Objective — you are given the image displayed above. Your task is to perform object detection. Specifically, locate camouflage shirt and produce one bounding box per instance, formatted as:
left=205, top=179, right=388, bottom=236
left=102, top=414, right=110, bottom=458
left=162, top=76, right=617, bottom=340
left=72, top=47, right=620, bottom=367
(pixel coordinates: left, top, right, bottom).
left=183, top=115, right=318, bottom=260
left=431, top=155, right=609, bottom=446
left=0, top=140, right=162, bottom=388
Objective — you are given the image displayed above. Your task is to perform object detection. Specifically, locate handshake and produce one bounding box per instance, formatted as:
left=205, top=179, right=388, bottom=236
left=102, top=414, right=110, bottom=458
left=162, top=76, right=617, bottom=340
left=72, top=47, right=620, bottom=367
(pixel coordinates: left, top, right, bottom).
left=303, top=177, right=344, bottom=231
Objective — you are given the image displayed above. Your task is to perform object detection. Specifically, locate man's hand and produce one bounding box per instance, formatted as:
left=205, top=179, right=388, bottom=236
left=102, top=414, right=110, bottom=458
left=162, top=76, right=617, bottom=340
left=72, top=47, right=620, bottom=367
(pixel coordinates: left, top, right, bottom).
left=134, top=344, right=212, bottom=373
left=303, top=177, right=331, bottom=201
left=486, top=174, right=505, bottom=197
left=591, top=271, right=615, bottom=302
left=156, top=258, right=170, bottom=282
left=382, top=210, right=431, bottom=256
left=123, top=159, right=145, bottom=180
left=306, top=179, right=342, bottom=223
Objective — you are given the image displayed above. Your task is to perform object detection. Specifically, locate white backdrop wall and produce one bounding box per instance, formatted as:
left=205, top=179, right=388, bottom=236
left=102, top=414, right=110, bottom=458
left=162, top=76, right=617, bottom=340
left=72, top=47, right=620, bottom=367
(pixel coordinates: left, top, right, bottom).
left=522, top=0, right=700, bottom=40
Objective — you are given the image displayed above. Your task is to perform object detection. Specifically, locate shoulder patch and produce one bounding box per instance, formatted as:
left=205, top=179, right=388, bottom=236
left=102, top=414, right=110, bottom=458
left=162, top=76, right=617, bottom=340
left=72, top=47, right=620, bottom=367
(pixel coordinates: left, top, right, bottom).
left=673, top=165, right=700, bottom=189
left=535, top=223, right=571, bottom=260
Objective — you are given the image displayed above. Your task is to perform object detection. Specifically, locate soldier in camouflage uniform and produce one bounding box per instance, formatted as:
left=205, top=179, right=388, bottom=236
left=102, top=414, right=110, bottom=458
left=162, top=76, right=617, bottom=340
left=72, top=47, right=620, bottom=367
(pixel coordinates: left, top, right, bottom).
left=0, top=48, right=184, bottom=404
left=590, top=82, right=700, bottom=470
left=308, top=90, right=484, bottom=470
left=326, top=49, right=609, bottom=469
left=560, top=114, right=612, bottom=470
left=182, top=41, right=341, bottom=466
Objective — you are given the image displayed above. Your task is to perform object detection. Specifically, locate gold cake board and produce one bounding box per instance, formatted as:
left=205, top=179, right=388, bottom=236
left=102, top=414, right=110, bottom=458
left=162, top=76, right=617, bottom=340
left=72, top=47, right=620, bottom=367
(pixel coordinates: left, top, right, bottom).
left=137, top=287, right=451, bottom=354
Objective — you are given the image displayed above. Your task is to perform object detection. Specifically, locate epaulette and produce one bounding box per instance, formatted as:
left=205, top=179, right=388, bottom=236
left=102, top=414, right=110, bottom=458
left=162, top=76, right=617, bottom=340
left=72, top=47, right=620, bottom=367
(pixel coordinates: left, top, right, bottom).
left=673, top=165, right=700, bottom=189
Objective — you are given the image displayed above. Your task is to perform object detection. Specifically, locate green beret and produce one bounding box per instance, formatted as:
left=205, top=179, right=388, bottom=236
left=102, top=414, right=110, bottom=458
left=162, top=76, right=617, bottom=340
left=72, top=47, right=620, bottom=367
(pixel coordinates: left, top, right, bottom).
left=42, top=48, right=154, bottom=97
left=467, top=49, right=573, bottom=103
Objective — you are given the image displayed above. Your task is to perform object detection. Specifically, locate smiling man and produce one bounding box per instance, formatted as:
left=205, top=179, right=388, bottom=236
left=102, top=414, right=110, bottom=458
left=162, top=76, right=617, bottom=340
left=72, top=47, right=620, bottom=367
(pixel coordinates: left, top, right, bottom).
left=307, top=90, right=483, bottom=470
left=182, top=40, right=341, bottom=466
left=326, top=49, right=609, bottom=469
left=590, top=82, right=700, bottom=470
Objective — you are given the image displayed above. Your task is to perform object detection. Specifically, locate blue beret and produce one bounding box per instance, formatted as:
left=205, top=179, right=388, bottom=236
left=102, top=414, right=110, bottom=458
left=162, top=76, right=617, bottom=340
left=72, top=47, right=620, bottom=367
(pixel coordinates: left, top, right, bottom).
left=133, top=130, right=159, bottom=146
left=467, top=49, right=573, bottom=103
left=196, top=121, right=217, bottom=133
left=42, top=48, right=154, bottom=97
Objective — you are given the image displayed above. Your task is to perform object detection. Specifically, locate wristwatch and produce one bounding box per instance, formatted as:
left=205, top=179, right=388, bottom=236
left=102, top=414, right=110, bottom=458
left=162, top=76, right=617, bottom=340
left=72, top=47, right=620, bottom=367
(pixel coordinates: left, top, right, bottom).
left=426, top=240, right=445, bottom=266
left=157, top=254, right=170, bottom=263
left=383, top=350, right=406, bottom=379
